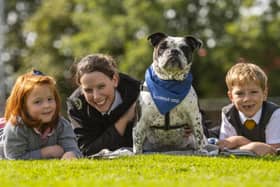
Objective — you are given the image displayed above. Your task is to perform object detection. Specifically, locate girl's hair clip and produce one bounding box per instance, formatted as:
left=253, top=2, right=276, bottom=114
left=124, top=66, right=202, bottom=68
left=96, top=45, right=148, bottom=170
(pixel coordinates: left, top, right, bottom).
left=32, top=69, right=44, bottom=76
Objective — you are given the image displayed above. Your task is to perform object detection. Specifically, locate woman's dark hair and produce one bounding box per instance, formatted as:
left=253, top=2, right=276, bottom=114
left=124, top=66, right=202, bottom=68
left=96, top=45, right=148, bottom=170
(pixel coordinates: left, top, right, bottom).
left=74, top=54, right=118, bottom=85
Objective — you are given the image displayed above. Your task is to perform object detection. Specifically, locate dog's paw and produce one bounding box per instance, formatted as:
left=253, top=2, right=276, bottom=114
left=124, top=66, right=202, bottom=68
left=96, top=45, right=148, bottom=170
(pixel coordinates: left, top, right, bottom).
left=204, top=144, right=219, bottom=156
left=194, top=148, right=212, bottom=156
left=133, top=146, right=143, bottom=154
left=195, top=145, right=219, bottom=156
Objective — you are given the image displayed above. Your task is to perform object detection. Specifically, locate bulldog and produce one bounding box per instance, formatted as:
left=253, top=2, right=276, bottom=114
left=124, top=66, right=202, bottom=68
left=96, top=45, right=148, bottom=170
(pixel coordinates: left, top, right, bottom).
left=133, top=32, right=208, bottom=154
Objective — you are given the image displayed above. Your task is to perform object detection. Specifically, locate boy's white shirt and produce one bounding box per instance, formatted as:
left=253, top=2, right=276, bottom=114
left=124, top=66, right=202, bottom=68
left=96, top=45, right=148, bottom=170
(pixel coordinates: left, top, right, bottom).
left=219, top=104, right=280, bottom=145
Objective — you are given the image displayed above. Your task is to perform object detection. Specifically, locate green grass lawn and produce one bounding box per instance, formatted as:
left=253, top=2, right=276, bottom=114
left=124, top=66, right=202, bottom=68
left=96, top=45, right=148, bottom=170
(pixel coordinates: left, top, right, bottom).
left=1, top=154, right=280, bottom=187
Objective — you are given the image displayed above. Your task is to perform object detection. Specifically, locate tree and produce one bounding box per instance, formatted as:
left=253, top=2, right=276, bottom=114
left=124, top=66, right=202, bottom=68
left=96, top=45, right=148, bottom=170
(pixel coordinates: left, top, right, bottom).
left=3, top=0, right=280, bottom=114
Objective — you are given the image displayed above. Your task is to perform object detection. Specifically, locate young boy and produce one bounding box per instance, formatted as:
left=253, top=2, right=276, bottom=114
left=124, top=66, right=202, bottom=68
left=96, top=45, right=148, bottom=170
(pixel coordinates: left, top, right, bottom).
left=218, top=59, right=280, bottom=156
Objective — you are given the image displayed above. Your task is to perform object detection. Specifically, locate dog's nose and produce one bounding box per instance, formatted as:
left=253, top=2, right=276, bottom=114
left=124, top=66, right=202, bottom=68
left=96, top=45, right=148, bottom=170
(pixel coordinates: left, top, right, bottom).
left=171, top=49, right=179, bottom=56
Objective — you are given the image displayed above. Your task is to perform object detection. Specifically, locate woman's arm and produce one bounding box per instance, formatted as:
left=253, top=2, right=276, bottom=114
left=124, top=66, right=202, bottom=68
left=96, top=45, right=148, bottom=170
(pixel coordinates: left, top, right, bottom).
left=114, top=102, right=136, bottom=135
left=67, top=99, right=134, bottom=156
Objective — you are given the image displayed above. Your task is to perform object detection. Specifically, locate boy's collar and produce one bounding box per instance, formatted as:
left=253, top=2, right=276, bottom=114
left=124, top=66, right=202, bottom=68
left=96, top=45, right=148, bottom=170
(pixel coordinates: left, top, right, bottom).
left=239, top=106, right=262, bottom=125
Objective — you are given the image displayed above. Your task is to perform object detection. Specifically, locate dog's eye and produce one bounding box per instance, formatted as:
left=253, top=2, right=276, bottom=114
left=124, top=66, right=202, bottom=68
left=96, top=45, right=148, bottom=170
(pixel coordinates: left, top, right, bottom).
left=158, top=42, right=167, bottom=55
left=159, top=43, right=167, bottom=50
left=180, top=46, right=190, bottom=54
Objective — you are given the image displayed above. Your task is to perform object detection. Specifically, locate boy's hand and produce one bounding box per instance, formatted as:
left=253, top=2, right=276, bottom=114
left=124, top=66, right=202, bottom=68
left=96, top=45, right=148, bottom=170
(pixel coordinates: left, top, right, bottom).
left=240, top=142, right=276, bottom=156
left=217, top=136, right=251, bottom=150
left=217, top=139, right=235, bottom=150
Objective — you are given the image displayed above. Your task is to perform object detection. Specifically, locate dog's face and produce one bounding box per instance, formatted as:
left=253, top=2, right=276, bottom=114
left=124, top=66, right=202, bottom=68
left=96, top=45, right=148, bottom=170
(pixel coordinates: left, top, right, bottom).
left=148, top=32, right=202, bottom=80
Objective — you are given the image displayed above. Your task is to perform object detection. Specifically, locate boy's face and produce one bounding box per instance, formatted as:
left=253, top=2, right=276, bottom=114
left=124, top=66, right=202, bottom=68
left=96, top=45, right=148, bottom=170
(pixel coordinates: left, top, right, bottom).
left=228, top=81, right=267, bottom=118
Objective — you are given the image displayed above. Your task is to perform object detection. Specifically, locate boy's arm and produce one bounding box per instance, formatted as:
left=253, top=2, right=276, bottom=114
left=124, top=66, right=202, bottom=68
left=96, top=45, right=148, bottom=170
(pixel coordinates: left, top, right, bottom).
left=218, top=136, right=251, bottom=149
left=265, top=109, right=280, bottom=150
left=240, top=142, right=276, bottom=156
left=218, top=111, right=248, bottom=149
left=219, top=112, right=238, bottom=140
left=269, top=143, right=280, bottom=149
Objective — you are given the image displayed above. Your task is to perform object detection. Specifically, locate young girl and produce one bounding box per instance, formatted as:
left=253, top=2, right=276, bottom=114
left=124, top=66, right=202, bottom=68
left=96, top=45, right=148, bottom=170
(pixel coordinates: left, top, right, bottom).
left=1, top=70, right=82, bottom=160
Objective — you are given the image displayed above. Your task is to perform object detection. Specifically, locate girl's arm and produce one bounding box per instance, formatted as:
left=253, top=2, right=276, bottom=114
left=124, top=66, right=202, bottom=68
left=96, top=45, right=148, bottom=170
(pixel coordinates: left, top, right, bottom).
left=57, top=117, right=83, bottom=159
left=4, top=122, right=66, bottom=160
left=40, top=145, right=64, bottom=158
left=4, top=123, right=42, bottom=160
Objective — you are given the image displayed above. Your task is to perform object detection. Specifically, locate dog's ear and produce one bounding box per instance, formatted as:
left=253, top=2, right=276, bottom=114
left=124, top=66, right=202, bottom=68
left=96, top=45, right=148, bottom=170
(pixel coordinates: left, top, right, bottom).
left=185, top=36, right=203, bottom=51
left=147, top=32, right=167, bottom=47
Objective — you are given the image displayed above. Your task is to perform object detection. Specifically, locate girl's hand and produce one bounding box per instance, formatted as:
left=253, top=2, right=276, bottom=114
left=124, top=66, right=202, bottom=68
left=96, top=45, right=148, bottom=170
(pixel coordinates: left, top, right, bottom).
left=41, top=145, right=64, bottom=158
left=61, top=151, right=77, bottom=160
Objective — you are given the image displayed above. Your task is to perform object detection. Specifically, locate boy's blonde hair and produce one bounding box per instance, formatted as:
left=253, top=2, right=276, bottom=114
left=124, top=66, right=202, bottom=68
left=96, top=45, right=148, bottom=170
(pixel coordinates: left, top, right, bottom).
left=225, top=59, right=268, bottom=91
left=4, top=70, right=61, bottom=128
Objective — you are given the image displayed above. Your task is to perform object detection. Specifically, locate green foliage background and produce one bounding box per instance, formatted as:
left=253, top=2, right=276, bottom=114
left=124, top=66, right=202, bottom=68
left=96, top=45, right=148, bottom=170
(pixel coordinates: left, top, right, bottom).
left=3, top=0, right=280, bottom=111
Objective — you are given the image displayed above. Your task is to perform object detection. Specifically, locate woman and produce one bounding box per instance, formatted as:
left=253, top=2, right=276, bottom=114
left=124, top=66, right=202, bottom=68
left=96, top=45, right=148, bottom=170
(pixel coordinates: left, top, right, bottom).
left=67, top=54, right=140, bottom=156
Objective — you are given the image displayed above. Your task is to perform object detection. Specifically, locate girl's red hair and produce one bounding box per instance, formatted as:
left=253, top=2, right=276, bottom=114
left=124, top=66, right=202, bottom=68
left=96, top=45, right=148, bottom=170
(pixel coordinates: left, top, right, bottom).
left=4, top=71, right=61, bottom=128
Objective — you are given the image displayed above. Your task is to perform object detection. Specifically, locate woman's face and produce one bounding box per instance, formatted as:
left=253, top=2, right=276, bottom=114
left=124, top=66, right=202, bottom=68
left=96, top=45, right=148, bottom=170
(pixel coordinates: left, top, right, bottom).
left=80, top=71, right=119, bottom=113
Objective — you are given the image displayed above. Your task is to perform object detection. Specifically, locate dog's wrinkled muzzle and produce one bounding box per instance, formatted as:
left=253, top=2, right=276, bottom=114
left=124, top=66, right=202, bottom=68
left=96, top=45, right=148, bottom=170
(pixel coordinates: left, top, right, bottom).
left=164, top=56, right=184, bottom=70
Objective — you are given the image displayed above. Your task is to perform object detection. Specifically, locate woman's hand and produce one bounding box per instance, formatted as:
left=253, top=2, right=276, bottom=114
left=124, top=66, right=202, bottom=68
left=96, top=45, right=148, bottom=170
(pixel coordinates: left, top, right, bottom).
left=115, top=102, right=136, bottom=136
left=124, top=102, right=137, bottom=122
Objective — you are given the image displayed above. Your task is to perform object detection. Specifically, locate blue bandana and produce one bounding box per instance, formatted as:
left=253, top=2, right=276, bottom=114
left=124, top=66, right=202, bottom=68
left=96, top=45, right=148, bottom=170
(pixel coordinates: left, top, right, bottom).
left=145, top=66, right=192, bottom=115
